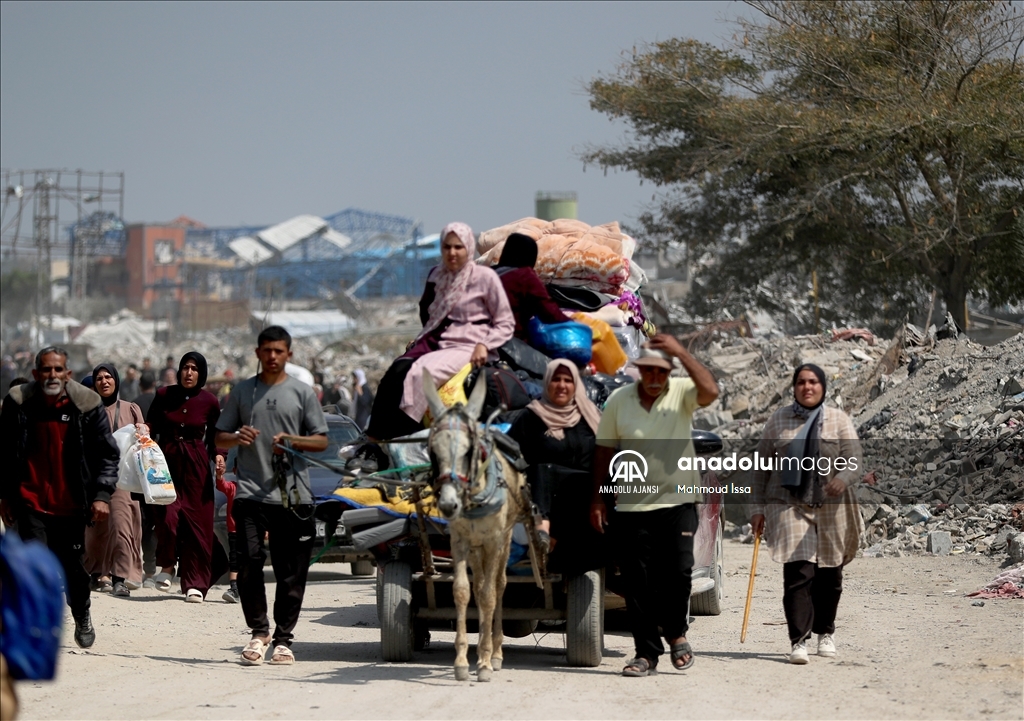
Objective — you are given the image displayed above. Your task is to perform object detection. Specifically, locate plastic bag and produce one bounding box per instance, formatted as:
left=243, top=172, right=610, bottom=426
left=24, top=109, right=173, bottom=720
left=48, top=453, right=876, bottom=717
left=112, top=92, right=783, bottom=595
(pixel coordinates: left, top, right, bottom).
left=613, top=325, right=643, bottom=361
left=112, top=425, right=142, bottom=493
left=528, top=317, right=593, bottom=366
left=130, top=435, right=176, bottom=505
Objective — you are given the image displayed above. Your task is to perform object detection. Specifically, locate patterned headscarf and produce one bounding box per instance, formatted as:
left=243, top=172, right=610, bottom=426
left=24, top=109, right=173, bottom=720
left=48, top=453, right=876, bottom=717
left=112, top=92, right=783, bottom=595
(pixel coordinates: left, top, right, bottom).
left=417, top=222, right=478, bottom=341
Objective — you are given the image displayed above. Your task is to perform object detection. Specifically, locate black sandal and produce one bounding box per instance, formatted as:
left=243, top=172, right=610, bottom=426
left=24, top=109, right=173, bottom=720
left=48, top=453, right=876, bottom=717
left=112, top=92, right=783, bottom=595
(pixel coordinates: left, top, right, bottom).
left=670, top=640, right=694, bottom=670
left=622, top=657, right=657, bottom=677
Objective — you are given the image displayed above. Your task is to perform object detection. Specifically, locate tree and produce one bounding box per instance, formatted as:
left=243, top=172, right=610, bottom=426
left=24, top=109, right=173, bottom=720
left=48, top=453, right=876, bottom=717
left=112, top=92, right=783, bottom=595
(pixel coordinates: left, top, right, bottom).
left=586, top=0, right=1024, bottom=328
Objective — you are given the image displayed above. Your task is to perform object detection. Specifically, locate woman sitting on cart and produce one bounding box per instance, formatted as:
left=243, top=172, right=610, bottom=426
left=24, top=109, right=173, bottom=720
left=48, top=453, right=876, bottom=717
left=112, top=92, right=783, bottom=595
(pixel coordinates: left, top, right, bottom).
left=366, top=222, right=515, bottom=441
left=493, top=233, right=571, bottom=340
left=508, top=359, right=600, bottom=560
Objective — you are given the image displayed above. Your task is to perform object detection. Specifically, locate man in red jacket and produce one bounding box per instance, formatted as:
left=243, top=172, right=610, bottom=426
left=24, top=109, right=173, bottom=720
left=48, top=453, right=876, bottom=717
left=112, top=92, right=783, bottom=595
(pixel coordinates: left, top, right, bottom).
left=0, top=346, right=120, bottom=649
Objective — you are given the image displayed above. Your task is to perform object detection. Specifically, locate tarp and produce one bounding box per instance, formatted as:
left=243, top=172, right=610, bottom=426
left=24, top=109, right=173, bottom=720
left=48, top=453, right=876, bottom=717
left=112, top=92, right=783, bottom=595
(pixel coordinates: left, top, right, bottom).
left=256, top=310, right=356, bottom=339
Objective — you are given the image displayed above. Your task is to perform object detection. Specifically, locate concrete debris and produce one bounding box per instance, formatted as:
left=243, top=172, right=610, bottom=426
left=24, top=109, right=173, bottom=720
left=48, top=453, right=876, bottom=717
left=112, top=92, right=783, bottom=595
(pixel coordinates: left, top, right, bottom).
left=926, top=530, right=952, bottom=556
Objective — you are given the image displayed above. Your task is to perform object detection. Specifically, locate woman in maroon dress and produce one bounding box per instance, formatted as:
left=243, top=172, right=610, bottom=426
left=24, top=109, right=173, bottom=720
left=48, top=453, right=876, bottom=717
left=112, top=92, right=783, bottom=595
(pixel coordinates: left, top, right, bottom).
left=147, top=352, right=221, bottom=602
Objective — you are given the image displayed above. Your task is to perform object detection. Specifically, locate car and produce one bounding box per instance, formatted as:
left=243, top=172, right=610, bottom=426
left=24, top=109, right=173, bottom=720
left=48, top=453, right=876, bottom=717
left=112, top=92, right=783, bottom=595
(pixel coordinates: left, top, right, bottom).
left=213, top=412, right=375, bottom=574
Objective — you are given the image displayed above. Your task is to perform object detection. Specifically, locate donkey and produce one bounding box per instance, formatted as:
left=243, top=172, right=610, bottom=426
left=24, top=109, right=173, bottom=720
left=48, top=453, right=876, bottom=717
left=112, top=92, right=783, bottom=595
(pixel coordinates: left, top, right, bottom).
left=422, top=369, right=529, bottom=682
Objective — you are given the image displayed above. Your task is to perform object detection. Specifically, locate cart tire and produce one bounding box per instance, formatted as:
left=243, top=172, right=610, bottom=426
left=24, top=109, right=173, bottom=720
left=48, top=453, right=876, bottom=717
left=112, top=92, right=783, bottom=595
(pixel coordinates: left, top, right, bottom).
left=380, top=561, right=414, bottom=662
left=691, top=518, right=724, bottom=616
left=376, top=567, right=383, bottom=623
left=351, top=558, right=375, bottom=576
left=566, top=569, right=603, bottom=667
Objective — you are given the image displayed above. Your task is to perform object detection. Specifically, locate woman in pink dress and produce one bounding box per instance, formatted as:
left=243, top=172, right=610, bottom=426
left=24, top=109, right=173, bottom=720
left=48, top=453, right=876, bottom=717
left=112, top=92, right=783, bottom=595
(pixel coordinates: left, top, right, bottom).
left=366, top=222, right=514, bottom=440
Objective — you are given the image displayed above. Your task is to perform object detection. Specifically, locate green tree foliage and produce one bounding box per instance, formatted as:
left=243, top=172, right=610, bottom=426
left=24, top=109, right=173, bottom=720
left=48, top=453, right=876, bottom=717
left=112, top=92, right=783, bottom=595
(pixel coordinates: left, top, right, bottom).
left=586, top=1, right=1024, bottom=328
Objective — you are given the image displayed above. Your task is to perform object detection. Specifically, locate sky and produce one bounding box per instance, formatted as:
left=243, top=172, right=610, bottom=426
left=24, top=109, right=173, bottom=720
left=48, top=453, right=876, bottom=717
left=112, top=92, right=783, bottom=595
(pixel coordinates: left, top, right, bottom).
left=1, top=1, right=744, bottom=238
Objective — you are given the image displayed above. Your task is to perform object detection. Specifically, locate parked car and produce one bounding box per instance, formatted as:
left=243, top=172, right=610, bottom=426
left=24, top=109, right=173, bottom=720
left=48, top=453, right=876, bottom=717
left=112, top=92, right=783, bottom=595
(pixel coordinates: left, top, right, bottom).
left=213, top=412, right=375, bottom=574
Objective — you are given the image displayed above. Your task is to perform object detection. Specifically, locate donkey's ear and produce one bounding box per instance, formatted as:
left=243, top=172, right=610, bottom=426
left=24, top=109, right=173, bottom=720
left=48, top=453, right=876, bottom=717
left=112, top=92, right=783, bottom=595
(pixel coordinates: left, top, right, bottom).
left=466, top=368, right=487, bottom=421
left=422, top=368, right=446, bottom=421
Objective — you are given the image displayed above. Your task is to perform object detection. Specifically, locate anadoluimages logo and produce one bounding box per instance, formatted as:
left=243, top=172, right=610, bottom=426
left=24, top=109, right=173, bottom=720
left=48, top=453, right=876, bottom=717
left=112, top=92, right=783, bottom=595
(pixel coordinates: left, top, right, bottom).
left=608, top=450, right=648, bottom=484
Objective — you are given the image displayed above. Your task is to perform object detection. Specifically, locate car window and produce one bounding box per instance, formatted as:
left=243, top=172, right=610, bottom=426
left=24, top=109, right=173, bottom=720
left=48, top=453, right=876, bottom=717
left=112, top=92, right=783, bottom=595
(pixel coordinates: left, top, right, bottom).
left=307, top=418, right=361, bottom=463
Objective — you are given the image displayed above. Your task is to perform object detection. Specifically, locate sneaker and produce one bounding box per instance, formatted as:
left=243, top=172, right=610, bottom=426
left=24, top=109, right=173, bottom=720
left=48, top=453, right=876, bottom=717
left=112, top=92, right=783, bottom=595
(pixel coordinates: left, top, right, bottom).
left=73, top=612, right=96, bottom=648
left=222, top=586, right=240, bottom=604
left=817, top=633, right=837, bottom=657
left=789, top=641, right=809, bottom=664
left=142, top=577, right=156, bottom=590
left=112, top=581, right=131, bottom=598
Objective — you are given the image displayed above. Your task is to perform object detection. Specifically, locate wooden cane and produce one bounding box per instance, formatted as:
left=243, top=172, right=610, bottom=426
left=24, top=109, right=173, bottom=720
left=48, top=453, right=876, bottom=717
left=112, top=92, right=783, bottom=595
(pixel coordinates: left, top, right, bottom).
left=740, top=531, right=762, bottom=643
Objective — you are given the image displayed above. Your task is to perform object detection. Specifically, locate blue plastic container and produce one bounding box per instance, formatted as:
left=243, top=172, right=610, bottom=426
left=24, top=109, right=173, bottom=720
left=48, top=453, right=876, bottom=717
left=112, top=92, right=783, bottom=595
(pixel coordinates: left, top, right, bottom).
left=528, top=317, right=593, bottom=366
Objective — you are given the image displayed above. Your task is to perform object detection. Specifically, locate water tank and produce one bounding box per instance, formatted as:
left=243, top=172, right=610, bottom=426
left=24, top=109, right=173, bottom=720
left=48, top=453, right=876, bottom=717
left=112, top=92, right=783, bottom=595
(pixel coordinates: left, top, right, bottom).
left=535, top=191, right=578, bottom=221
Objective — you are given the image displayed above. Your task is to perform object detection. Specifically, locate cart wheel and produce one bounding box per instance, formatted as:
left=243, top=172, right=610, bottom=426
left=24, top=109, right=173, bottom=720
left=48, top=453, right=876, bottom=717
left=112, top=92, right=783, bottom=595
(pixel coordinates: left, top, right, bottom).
left=380, top=561, right=414, bottom=662
left=351, top=558, right=375, bottom=576
left=566, top=569, right=603, bottom=667
left=376, top=567, right=383, bottom=623
left=691, top=518, right=723, bottom=616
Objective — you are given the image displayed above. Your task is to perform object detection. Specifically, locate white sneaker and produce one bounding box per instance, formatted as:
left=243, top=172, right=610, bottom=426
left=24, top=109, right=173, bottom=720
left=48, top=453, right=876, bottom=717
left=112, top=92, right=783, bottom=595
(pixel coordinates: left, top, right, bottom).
left=789, top=641, right=809, bottom=664
left=817, top=633, right=836, bottom=657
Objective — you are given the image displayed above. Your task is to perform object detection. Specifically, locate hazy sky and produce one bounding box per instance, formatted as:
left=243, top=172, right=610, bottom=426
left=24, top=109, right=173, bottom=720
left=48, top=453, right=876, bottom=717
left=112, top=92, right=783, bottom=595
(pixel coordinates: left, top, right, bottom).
left=1, top=1, right=743, bottom=237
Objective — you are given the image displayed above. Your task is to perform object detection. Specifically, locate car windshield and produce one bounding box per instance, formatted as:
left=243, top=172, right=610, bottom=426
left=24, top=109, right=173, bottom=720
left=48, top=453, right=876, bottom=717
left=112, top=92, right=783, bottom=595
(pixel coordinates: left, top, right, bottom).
left=307, top=419, right=361, bottom=464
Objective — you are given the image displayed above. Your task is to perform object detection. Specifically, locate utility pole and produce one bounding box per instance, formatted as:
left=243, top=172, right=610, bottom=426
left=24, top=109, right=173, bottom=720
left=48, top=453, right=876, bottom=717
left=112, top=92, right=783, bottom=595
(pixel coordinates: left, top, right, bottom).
left=33, top=175, right=56, bottom=331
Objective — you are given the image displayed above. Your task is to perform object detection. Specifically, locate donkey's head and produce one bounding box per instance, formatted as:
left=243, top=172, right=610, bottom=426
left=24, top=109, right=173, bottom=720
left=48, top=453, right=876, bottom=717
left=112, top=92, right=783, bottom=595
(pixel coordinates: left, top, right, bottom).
left=423, top=368, right=488, bottom=521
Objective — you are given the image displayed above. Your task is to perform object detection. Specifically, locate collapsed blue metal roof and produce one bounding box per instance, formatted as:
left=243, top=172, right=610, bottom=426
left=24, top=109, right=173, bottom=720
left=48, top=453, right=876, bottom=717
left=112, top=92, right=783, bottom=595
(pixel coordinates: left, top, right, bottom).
left=186, top=208, right=432, bottom=299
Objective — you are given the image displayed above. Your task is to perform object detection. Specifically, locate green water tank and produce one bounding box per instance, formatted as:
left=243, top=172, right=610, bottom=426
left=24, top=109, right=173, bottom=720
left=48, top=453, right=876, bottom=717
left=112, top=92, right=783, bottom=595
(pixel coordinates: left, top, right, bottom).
left=535, top=191, right=578, bottom=221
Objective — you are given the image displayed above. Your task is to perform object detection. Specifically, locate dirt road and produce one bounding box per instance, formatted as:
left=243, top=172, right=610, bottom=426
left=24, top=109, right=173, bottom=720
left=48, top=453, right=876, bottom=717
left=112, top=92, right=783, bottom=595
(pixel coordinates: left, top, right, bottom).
left=16, top=540, right=1023, bottom=720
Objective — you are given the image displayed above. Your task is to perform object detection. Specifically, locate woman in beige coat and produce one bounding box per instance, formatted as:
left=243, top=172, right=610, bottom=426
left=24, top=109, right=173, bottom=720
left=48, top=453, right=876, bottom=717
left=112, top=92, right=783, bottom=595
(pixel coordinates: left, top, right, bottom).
left=750, top=363, right=863, bottom=665
left=84, top=363, right=146, bottom=597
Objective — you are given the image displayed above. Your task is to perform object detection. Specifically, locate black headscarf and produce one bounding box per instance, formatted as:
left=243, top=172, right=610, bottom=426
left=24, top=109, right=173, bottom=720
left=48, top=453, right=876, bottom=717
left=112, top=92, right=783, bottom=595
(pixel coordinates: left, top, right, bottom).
left=497, top=233, right=539, bottom=269
left=791, top=363, right=827, bottom=412
left=177, top=352, right=208, bottom=390
left=783, top=363, right=828, bottom=505
left=92, top=363, right=120, bottom=407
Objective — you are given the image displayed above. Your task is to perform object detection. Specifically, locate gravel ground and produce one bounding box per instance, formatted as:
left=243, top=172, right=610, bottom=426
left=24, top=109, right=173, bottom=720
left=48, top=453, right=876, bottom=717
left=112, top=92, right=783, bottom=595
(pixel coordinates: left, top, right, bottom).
left=15, top=540, right=1023, bottom=720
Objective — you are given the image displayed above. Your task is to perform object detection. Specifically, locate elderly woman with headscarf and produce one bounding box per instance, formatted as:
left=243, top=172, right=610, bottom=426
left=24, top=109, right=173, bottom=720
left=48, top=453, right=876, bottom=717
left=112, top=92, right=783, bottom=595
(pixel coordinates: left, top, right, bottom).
left=508, top=360, right=601, bottom=555
left=84, top=363, right=147, bottom=597
left=147, top=352, right=223, bottom=602
left=365, top=223, right=514, bottom=440
left=750, top=363, right=864, bottom=665
left=493, top=233, right=571, bottom=340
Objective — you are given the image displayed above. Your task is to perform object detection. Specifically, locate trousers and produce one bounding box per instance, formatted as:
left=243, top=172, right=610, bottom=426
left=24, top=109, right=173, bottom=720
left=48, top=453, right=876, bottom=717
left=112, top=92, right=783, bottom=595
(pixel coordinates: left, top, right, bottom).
left=16, top=508, right=91, bottom=617
left=782, top=560, right=843, bottom=643
left=615, top=503, right=698, bottom=663
left=233, top=498, right=315, bottom=647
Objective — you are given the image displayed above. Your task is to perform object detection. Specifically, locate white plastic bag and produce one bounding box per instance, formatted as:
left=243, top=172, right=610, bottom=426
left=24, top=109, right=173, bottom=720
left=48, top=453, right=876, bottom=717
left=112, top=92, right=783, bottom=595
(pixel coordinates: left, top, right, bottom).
left=113, top=425, right=142, bottom=493
left=130, top=435, right=176, bottom=505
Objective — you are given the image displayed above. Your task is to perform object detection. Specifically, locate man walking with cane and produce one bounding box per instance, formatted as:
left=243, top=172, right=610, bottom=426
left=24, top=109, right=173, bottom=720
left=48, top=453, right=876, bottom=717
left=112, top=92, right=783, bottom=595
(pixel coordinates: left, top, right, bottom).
left=590, top=335, right=719, bottom=677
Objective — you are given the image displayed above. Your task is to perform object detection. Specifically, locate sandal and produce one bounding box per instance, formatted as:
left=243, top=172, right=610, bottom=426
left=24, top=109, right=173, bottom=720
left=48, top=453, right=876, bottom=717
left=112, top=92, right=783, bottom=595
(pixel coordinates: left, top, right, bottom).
left=185, top=588, right=204, bottom=603
left=240, top=637, right=270, bottom=666
left=153, top=572, right=173, bottom=592
left=670, top=640, right=695, bottom=670
left=268, top=644, right=294, bottom=665
left=622, top=657, right=656, bottom=677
